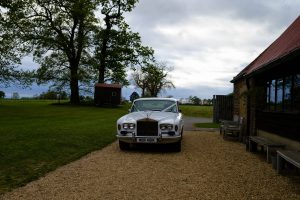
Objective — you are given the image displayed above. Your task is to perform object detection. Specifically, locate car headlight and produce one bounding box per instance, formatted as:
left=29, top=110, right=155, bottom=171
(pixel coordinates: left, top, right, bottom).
left=160, top=124, right=173, bottom=130
left=123, top=123, right=135, bottom=130
left=175, top=125, right=178, bottom=131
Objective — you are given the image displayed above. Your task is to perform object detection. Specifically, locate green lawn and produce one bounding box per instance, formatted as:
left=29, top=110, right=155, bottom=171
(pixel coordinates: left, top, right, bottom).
left=0, top=101, right=213, bottom=193
left=194, top=122, right=219, bottom=128
left=0, top=100, right=129, bottom=194
left=180, top=105, right=213, bottom=118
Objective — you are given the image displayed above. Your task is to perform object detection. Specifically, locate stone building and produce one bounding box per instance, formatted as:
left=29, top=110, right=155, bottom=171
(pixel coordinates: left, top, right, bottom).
left=231, top=16, right=300, bottom=149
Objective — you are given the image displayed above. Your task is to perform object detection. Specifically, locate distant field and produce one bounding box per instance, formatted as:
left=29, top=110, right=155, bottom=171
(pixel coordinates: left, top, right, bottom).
left=0, top=100, right=129, bottom=194
left=180, top=105, right=213, bottom=118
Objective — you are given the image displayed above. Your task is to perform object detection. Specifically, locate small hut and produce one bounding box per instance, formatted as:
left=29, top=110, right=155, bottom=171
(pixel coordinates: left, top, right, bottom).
left=94, top=83, right=122, bottom=106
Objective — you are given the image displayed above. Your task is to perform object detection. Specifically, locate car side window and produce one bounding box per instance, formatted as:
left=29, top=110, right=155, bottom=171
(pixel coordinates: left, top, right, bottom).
left=165, top=104, right=178, bottom=113
left=131, top=104, right=138, bottom=112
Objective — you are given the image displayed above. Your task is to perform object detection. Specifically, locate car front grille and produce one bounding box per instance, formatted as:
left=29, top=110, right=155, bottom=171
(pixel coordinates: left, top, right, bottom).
left=137, top=119, right=158, bottom=136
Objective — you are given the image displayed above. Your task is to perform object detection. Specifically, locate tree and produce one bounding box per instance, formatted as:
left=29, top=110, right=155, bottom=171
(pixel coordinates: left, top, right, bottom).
left=131, top=66, right=147, bottom=97
left=0, top=0, right=99, bottom=104
left=39, top=90, right=58, bottom=100
left=189, top=96, right=201, bottom=105
left=39, top=90, right=68, bottom=100
left=94, top=0, right=153, bottom=85
left=0, top=17, right=33, bottom=87
left=130, top=91, right=139, bottom=102
left=0, top=91, right=5, bottom=98
left=1, top=0, right=153, bottom=104
left=97, top=0, right=134, bottom=83
left=93, top=25, right=154, bottom=86
left=0, top=11, right=19, bottom=86
left=132, top=62, right=175, bottom=97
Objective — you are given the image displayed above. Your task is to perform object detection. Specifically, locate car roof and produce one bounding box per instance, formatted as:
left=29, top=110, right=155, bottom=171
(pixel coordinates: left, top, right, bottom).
left=133, top=97, right=178, bottom=102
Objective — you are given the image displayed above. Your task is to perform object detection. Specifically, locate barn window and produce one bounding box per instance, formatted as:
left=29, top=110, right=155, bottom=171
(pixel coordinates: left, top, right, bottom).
left=269, top=80, right=276, bottom=111
left=265, top=74, right=300, bottom=112
left=276, top=78, right=283, bottom=111
left=294, top=74, right=300, bottom=110
left=284, top=76, right=292, bottom=111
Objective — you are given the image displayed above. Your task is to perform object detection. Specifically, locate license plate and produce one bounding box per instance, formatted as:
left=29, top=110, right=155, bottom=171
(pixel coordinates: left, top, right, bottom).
left=137, top=138, right=157, bottom=143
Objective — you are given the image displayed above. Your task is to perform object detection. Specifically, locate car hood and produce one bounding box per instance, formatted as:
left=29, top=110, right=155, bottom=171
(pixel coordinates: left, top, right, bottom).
left=118, top=111, right=179, bottom=124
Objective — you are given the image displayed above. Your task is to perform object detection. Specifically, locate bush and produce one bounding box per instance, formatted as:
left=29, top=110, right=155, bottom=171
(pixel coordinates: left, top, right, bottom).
left=0, top=91, right=5, bottom=99
left=39, top=90, right=68, bottom=100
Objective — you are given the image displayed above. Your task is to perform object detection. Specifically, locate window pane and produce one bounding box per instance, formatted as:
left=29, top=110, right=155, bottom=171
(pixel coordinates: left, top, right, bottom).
left=284, top=76, right=292, bottom=111
left=293, top=74, right=300, bottom=110
left=266, top=81, right=270, bottom=110
left=276, top=79, right=283, bottom=111
left=270, top=80, right=276, bottom=111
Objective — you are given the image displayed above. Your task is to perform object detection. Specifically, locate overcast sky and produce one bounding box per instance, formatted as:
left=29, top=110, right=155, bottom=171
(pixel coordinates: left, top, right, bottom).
left=2, top=0, right=300, bottom=99
left=123, top=0, right=300, bottom=99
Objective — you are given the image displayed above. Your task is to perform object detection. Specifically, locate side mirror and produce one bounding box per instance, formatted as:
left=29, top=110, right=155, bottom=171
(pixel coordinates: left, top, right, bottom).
left=179, top=109, right=182, bottom=113
left=128, top=109, right=131, bottom=113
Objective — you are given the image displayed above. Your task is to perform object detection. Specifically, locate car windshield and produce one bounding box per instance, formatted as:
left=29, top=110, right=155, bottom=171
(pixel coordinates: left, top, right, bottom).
left=131, top=100, right=178, bottom=113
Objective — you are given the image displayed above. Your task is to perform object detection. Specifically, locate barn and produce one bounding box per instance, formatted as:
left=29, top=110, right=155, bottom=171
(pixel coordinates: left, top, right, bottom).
left=94, top=83, right=122, bottom=106
left=231, top=16, right=300, bottom=150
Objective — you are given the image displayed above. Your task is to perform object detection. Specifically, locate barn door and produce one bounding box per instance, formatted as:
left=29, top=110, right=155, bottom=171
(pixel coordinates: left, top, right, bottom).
left=213, top=95, right=233, bottom=123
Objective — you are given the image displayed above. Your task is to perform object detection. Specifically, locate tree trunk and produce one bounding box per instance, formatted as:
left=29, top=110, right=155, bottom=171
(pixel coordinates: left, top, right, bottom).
left=98, top=56, right=105, bottom=83
left=142, top=87, right=145, bottom=97
left=98, top=37, right=106, bottom=83
left=70, top=64, right=80, bottom=104
left=98, top=16, right=112, bottom=84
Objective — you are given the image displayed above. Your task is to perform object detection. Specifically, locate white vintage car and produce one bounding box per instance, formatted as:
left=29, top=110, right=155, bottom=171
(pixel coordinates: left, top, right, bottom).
left=116, top=98, right=184, bottom=151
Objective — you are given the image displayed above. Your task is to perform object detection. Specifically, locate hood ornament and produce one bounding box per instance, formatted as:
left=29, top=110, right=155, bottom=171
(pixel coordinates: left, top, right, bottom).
left=146, top=111, right=153, bottom=119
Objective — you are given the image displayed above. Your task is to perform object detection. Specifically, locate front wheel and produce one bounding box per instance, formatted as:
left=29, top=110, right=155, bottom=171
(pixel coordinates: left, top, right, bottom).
left=119, top=141, right=130, bottom=150
left=172, top=141, right=181, bottom=152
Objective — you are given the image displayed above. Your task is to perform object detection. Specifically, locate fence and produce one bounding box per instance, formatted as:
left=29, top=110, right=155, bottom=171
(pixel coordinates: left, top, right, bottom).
left=213, top=95, right=233, bottom=123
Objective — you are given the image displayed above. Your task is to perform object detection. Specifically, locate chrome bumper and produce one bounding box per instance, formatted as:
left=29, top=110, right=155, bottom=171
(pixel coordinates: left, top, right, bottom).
left=116, top=134, right=181, bottom=144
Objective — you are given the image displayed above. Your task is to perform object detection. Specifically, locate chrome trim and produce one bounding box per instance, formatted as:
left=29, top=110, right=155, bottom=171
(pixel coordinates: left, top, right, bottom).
left=116, top=134, right=181, bottom=144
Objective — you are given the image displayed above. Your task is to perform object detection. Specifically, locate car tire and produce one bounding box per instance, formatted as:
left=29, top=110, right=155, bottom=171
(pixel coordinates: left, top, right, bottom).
left=173, top=141, right=181, bottom=152
left=119, top=141, right=130, bottom=150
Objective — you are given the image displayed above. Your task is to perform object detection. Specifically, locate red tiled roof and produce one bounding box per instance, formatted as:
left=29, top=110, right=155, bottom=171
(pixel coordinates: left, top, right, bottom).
left=95, top=83, right=122, bottom=88
left=233, top=16, right=300, bottom=81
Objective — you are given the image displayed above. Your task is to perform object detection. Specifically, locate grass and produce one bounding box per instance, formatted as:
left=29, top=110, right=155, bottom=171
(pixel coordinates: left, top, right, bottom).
left=194, top=122, right=220, bottom=128
left=0, top=101, right=213, bottom=193
left=0, top=100, right=129, bottom=194
left=180, top=105, right=213, bottom=118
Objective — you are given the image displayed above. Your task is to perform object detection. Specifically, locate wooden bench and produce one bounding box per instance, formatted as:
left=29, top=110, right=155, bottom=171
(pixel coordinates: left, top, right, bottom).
left=220, top=117, right=244, bottom=140
left=277, top=150, right=300, bottom=173
left=248, top=136, right=285, bottom=163
left=219, top=115, right=240, bottom=135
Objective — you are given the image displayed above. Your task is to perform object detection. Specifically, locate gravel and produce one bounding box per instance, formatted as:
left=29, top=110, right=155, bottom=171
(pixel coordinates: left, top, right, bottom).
left=183, top=116, right=212, bottom=131
left=1, top=131, right=300, bottom=200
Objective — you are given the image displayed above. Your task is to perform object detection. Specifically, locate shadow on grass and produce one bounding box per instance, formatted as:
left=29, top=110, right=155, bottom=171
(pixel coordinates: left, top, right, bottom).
left=51, top=102, right=128, bottom=109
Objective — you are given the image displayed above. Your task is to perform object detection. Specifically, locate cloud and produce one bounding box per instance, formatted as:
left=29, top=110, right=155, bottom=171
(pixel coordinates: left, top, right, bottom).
left=3, top=1, right=300, bottom=99
left=124, top=0, right=300, bottom=98
left=2, top=84, right=48, bottom=98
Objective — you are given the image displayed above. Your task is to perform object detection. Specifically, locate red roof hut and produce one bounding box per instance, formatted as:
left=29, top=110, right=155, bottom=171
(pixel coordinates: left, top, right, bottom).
left=94, top=84, right=122, bottom=106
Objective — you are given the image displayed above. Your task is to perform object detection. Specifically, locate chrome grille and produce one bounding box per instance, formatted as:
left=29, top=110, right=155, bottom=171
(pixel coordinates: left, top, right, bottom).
left=137, top=119, right=158, bottom=136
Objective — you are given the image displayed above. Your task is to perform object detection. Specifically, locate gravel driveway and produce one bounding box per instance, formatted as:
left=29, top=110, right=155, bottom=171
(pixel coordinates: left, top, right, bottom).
left=1, top=131, right=299, bottom=200
left=183, top=116, right=212, bottom=131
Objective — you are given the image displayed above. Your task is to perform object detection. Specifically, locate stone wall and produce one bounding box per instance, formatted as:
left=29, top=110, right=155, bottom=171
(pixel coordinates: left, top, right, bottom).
left=233, top=79, right=248, bottom=119
left=233, top=79, right=249, bottom=139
